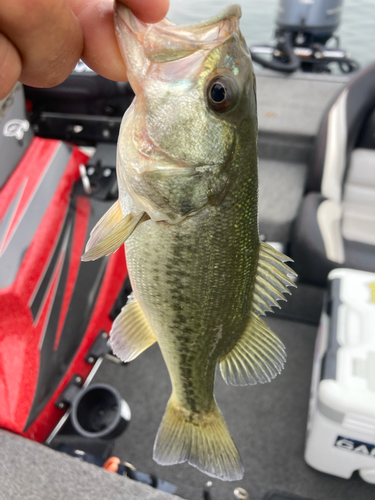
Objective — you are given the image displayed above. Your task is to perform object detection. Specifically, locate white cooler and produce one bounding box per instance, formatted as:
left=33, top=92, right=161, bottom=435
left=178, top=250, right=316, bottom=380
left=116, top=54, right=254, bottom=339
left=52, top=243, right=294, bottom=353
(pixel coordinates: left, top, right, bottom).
left=305, top=268, right=375, bottom=484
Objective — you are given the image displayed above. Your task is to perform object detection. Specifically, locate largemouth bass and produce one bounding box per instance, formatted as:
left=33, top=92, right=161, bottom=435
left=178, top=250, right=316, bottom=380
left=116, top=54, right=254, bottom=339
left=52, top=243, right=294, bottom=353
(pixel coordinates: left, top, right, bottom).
left=82, top=3, right=296, bottom=481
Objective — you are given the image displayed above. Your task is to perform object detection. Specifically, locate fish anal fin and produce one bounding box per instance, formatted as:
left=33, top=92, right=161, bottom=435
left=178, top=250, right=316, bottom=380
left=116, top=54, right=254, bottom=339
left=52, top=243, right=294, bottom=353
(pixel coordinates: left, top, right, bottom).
left=153, top=397, right=243, bottom=481
left=109, top=293, right=157, bottom=362
left=81, top=207, right=148, bottom=262
left=219, top=312, right=286, bottom=386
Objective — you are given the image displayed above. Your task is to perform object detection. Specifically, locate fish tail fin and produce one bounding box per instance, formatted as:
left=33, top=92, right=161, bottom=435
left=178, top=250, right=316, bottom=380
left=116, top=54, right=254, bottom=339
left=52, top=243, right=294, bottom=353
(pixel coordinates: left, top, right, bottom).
left=153, top=396, right=243, bottom=481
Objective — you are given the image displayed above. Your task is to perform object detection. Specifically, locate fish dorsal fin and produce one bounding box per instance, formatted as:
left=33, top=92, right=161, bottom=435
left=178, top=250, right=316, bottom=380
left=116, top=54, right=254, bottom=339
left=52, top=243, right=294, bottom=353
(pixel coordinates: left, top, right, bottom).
left=110, top=293, right=157, bottom=362
left=219, top=311, right=286, bottom=386
left=219, top=243, right=296, bottom=386
left=81, top=200, right=148, bottom=261
left=252, top=242, right=297, bottom=316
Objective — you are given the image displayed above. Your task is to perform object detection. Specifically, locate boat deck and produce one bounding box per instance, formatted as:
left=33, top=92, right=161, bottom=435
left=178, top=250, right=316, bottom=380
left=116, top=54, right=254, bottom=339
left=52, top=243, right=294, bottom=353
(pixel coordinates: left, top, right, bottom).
left=91, top=311, right=375, bottom=500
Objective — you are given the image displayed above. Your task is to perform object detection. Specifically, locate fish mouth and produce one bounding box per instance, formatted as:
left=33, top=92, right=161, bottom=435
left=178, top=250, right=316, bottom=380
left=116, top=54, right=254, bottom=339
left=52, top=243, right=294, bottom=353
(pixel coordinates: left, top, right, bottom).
left=115, top=3, right=242, bottom=88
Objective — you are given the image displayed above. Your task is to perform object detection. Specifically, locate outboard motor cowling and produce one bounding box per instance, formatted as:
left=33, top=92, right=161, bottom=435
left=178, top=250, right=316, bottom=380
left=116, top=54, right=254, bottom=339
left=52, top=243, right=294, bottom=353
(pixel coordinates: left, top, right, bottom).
left=250, top=0, right=359, bottom=74
left=276, top=0, right=343, bottom=43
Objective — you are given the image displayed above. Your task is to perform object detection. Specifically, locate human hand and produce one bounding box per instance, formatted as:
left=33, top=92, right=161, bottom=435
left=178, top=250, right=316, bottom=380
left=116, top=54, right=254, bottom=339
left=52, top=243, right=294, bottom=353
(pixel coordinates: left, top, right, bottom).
left=0, top=0, right=169, bottom=100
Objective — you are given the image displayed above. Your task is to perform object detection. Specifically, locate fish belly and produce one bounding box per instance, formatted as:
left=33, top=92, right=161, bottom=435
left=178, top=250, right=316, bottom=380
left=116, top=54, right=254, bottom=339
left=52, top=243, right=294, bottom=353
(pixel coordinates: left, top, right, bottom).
left=124, top=190, right=258, bottom=411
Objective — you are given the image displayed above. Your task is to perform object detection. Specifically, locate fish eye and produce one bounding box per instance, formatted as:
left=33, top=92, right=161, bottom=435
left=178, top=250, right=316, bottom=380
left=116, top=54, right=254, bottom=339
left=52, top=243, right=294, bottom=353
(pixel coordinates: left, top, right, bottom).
left=207, top=75, right=238, bottom=113
left=211, top=83, right=226, bottom=103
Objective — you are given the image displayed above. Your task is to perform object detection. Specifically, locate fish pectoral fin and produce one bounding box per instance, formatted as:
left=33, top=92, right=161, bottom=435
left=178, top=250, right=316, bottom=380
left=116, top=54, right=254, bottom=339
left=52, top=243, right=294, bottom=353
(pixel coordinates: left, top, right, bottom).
left=81, top=201, right=148, bottom=261
left=219, top=311, right=286, bottom=386
left=153, top=397, right=243, bottom=481
left=109, top=293, right=157, bottom=362
left=252, top=242, right=297, bottom=316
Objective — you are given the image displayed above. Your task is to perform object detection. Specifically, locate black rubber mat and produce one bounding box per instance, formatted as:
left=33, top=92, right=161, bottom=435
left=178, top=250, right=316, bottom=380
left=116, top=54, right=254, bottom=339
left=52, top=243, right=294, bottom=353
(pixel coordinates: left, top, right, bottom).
left=271, top=282, right=325, bottom=325
left=262, top=491, right=312, bottom=500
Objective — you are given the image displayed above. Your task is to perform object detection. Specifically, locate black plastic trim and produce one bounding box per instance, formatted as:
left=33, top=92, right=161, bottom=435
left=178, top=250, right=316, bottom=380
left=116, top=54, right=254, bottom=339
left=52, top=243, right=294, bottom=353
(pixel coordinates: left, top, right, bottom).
left=320, top=278, right=342, bottom=381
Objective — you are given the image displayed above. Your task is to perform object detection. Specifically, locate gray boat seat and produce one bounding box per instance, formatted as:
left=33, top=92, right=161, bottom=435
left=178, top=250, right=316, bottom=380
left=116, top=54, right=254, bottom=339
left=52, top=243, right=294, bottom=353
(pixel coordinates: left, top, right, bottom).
left=290, top=62, right=375, bottom=285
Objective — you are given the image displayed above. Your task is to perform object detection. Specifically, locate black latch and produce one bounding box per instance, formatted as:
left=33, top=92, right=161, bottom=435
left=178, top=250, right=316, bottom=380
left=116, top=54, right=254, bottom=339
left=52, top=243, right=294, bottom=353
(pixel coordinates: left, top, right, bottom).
left=84, top=143, right=118, bottom=200
left=85, top=331, right=111, bottom=365
left=55, top=375, right=83, bottom=410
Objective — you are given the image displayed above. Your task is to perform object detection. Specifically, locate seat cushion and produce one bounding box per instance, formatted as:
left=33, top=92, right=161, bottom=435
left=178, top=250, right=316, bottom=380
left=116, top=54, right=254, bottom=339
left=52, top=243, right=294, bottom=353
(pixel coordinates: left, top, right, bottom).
left=291, top=192, right=375, bottom=285
left=342, top=148, right=375, bottom=246
left=344, top=148, right=375, bottom=206
left=342, top=203, right=375, bottom=246
left=291, top=193, right=338, bottom=285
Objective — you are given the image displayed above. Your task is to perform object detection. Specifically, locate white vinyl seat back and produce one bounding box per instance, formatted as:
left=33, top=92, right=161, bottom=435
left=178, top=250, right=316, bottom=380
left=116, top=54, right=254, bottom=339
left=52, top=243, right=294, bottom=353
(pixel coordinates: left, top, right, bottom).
left=317, top=87, right=348, bottom=263
left=291, top=62, right=375, bottom=284
left=342, top=148, right=375, bottom=246
left=321, top=89, right=348, bottom=204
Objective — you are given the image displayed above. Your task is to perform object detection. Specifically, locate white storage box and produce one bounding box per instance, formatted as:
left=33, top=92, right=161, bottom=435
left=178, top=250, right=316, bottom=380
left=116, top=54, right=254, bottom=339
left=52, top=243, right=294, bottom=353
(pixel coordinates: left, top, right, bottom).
left=305, top=268, right=375, bottom=484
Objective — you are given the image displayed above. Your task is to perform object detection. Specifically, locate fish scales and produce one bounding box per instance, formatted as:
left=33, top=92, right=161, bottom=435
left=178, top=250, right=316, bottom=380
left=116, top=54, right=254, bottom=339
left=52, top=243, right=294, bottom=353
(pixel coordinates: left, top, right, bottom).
left=82, top=2, right=296, bottom=481
left=126, top=169, right=258, bottom=412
